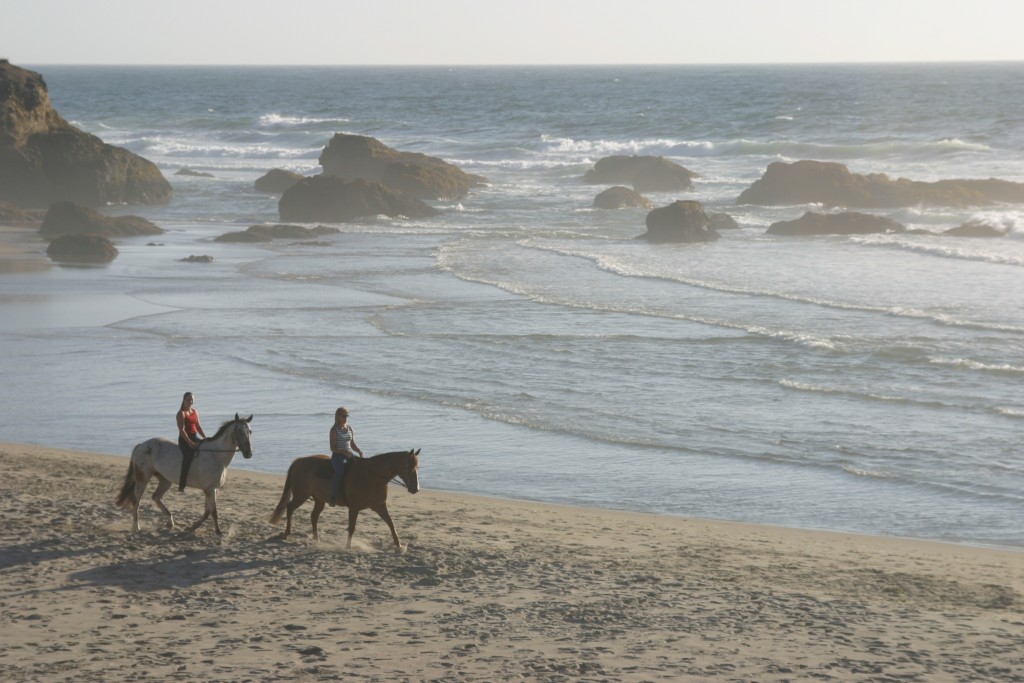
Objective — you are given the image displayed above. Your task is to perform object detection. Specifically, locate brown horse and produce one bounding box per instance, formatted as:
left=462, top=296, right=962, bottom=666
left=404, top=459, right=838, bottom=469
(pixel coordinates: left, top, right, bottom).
left=269, top=449, right=420, bottom=550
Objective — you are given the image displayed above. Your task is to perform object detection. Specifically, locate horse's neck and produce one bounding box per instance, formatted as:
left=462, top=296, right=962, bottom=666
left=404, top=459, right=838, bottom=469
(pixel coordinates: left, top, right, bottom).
left=363, top=453, right=401, bottom=478
left=201, top=433, right=236, bottom=465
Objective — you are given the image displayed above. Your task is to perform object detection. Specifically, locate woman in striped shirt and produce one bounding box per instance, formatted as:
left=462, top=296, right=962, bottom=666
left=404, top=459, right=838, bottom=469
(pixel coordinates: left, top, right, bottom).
left=329, top=406, right=364, bottom=506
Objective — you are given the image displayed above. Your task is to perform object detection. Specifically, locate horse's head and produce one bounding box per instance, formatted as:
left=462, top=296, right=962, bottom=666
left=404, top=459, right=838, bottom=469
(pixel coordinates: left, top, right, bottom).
left=233, top=413, right=254, bottom=459
left=402, top=448, right=421, bottom=494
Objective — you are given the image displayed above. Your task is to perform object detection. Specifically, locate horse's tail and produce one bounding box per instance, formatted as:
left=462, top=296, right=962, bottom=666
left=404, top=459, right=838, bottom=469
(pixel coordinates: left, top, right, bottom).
left=269, top=465, right=294, bottom=525
left=115, top=460, right=137, bottom=509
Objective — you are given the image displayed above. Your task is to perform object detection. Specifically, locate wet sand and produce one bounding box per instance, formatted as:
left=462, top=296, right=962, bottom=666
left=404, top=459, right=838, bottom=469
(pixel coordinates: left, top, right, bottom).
left=0, top=441, right=1021, bottom=682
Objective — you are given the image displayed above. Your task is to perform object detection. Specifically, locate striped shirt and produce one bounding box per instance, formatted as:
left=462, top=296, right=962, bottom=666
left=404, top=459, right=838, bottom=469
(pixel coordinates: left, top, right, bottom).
left=334, top=425, right=354, bottom=455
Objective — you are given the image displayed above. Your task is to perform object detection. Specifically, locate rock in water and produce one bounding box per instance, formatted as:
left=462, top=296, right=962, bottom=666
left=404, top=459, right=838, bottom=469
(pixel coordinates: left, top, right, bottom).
left=318, top=134, right=487, bottom=201
left=39, top=201, right=163, bottom=237
left=279, top=176, right=440, bottom=223
left=0, top=60, right=172, bottom=208
left=638, top=200, right=720, bottom=243
left=46, top=233, right=118, bottom=263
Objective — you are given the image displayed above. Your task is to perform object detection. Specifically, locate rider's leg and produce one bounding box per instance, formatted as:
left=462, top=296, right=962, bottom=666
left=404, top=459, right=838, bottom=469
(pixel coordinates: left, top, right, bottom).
left=178, top=437, right=195, bottom=492
left=329, top=453, right=347, bottom=506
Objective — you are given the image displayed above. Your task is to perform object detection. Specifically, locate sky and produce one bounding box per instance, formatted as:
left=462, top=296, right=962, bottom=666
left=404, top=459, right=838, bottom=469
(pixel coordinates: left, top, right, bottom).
left=4, top=0, right=1024, bottom=66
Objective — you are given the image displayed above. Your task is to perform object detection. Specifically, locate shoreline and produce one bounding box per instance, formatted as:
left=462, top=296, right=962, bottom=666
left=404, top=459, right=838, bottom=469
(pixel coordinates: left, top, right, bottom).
left=12, top=436, right=1023, bottom=555
left=1, top=440, right=1021, bottom=681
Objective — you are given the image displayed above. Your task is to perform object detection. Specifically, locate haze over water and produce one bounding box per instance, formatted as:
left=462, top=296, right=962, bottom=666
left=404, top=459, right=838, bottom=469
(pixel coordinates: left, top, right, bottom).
left=2, top=64, right=1022, bottom=548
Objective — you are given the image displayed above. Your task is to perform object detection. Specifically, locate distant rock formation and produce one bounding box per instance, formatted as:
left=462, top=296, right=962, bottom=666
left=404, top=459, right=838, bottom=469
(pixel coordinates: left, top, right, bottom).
left=279, top=176, right=440, bottom=223
left=318, top=134, right=487, bottom=201
left=593, top=186, right=652, bottom=209
left=738, top=160, right=1024, bottom=208
left=708, top=213, right=740, bottom=231
left=943, top=220, right=1008, bottom=237
left=0, top=60, right=172, bottom=208
left=254, top=168, right=305, bottom=194
left=175, top=167, right=214, bottom=178
left=39, top=201, right=163, bottom=238
left=584, top=156, right=697, bottom=193
left=215, top=223, right=341, bottom=243
left=179, top=254, right=214, bottom=262
left=766, top=211, right=905, bottom=236
left=46, top=233, right=118, bottom=263
left=638, top=200, right=720, bottom=243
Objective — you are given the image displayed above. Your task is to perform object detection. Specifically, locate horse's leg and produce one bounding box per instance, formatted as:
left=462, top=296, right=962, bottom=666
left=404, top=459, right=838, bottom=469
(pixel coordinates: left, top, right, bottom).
left=371, top=503, right=403, bottom=551
left=310, top=499, right=326, bottom=542
left=187, top=489, right=215, bottom=533
left=205, top=489, right=218, bottom=536
left=346, top=508, right=360, bottom=549
left=131, top=466, right=148, bottom=533
left=151, top=476, right=175, bottom=530
left=210, top=488, right=221, bottom=535
left=285, top=495, right=310, bottom=540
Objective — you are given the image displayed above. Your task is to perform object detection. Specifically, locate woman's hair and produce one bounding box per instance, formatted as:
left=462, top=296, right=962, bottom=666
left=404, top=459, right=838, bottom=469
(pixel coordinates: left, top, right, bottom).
left=180, top=392, right=194, bottom=409
left=335, top=406, right=349, bottom=420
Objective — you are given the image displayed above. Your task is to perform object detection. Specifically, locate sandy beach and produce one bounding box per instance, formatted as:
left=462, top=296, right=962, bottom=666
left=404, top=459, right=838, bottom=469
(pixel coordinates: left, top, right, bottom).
left=0, top=441, right=1021, bottom=682
left=0, top=225, right=48, bottom=274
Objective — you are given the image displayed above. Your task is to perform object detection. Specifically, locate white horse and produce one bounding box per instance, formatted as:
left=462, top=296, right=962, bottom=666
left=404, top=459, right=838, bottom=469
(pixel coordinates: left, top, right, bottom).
left=115, top=414, right=253, bottom=534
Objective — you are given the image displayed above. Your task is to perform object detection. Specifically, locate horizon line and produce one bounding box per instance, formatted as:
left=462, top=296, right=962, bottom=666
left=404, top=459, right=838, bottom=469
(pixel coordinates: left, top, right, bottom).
left=12, top=58, right=1024, bottom=69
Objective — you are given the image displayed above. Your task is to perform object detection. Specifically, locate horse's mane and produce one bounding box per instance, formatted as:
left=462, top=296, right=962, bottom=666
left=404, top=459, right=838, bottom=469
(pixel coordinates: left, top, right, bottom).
left=368, top=450, right=416, bottom=461
left=208, top=417, right=240, bottom=441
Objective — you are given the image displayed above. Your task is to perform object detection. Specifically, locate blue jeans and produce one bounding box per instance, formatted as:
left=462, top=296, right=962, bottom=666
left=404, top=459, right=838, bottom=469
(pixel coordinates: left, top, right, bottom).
left=331, top=452, right=350, bottom=503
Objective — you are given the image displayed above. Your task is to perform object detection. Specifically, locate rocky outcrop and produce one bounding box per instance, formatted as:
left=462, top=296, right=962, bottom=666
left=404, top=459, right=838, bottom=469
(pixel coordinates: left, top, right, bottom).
left=215, top=223, right=340, bottom=243
left=766, top=211, right=905, bottom=236
left=318, top=134, right=486, bottom=201
left=638, top=200, right=720, bottom=243
left=180, top=254, right=214, bottom=262
left=279, top=176, right=440, bottom=223
left=175, top=167, right=214, bottom=178
left=738, top=160, right=1024, bottom=209
left=39, top=201, right=163, bottom=238
left=254, top=168, right=304, bottom=194
left=943, top=220, right=1008, bottom=237
left=584, top=156, right=697, bottom=193
left=46, top=233, right=118, bottom=263
left=593, top=186, right=652, bottom=209
left=709, top=213, right=740, bottom=231
left=0, top=60, right=172, bottom=208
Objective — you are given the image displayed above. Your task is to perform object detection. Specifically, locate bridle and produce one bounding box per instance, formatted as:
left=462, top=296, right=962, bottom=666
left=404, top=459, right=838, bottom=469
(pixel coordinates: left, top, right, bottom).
left=196, top=420, right=252, bottom=456
left=361, top=454, right=415, bottom=488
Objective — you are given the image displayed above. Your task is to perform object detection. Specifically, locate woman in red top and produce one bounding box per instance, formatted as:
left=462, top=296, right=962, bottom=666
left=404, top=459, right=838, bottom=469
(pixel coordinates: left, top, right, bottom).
left=177, top=392, right=207, bottom=492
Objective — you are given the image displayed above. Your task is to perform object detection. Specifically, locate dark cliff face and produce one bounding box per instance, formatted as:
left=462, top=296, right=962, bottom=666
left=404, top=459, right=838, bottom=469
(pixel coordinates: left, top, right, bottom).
left=0, top=60, right=172, bottom=208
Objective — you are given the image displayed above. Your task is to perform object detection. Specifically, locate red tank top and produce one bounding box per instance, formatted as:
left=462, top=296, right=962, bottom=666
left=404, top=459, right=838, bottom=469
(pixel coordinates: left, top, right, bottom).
left=182, top=409, right=200, bottom=437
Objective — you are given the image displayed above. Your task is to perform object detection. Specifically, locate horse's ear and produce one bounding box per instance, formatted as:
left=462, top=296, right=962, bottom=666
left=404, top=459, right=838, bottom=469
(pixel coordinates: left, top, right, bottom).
left=246, top=414, right=253, bottom=423
left=414, top=448, right=421, bottom=455
left=235, top=412, right=240, bottom=421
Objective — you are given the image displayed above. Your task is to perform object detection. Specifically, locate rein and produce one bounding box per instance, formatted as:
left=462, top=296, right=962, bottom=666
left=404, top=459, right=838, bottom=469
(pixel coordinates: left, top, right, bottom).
left=195, top=422, right=250, bottom=455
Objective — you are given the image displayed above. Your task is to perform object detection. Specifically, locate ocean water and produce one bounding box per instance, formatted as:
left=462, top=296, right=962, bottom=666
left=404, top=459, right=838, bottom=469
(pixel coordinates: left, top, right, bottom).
left=2, top=64, right=1022, bottom=548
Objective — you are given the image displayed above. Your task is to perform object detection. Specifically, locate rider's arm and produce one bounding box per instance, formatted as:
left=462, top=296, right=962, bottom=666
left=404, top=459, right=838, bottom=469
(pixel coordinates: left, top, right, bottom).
left=176, top=411, right=192, bottom=446
left=329, top=426, right=338, bottom=454
left=350, top=429, right=364, bottom=457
